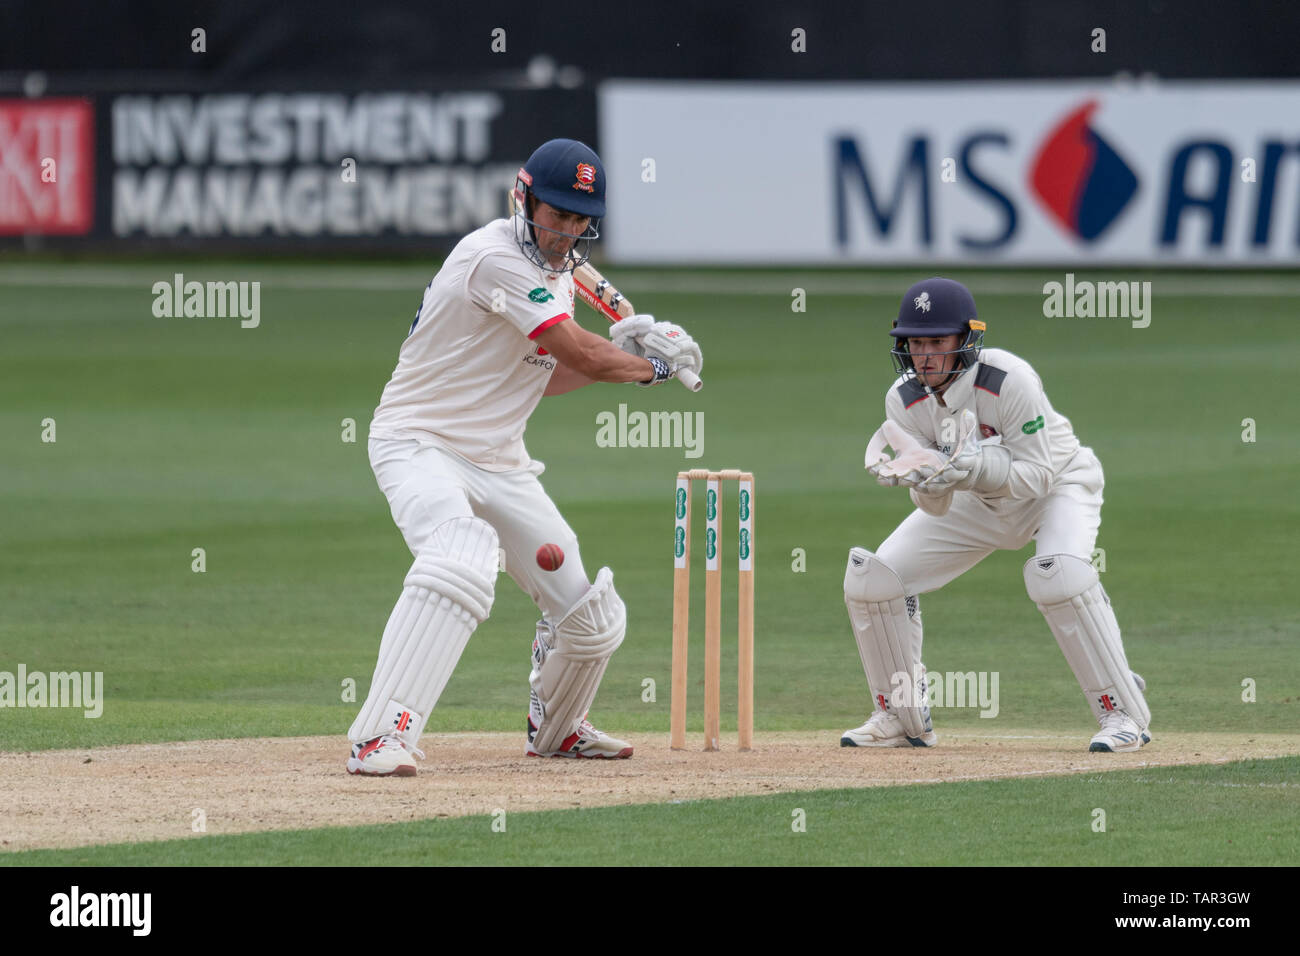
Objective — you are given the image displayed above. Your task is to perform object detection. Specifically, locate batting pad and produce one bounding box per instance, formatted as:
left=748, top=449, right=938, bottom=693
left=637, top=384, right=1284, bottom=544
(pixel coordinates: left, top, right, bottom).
left=843, top=548, right=928, bottom=740
left=349, top=517, right=499, bottom=747
left=1023, top=553, right=1151, bottom=729
left=528, top=566, right=626, bottom=753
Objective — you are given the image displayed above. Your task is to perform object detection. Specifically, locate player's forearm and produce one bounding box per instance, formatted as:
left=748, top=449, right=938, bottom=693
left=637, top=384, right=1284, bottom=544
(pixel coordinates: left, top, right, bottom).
left=534, top=321, right=657, bottom=384
left=596, top=347, right=657, bottom=383
left=563, top=338, right=655, bottom=383
left=544, top=361, right=596, bottom=395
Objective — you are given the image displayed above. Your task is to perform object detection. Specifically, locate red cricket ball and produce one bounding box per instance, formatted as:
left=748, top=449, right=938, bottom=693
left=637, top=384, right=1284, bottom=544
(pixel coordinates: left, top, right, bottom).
left=536, top=543, right=565, bottom=572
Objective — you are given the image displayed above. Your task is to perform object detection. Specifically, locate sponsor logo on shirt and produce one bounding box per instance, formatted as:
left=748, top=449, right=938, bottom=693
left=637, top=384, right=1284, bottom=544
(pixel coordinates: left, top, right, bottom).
left=528, top=287, right=555, bottom=303
left=980, top=424, right=998, bottom=438
left=1021, top=415, right=1045, bottom=434
left=523, top=345, right=555, bottom=370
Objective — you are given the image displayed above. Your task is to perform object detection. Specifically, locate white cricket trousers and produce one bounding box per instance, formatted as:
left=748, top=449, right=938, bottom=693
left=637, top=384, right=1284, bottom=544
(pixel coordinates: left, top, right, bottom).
left=368, top=437, right=592, bottom=621
left=878, top=447, right=1105, bottom=595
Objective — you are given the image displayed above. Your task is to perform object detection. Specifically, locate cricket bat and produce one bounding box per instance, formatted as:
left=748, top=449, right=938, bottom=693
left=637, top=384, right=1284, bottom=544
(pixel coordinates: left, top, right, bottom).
left=573, top=262, right=704, bottom=392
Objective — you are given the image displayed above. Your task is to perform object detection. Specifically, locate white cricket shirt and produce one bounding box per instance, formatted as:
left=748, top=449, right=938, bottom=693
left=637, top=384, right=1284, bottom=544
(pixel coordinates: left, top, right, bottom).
left=369, top=218, right=575, bottom=470
left=884, top=348, right=1089, bottom=500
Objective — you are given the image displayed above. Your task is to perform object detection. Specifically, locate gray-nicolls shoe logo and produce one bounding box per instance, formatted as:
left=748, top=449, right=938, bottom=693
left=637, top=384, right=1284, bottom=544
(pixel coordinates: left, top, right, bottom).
left=914, top=291, right=931, bottom=312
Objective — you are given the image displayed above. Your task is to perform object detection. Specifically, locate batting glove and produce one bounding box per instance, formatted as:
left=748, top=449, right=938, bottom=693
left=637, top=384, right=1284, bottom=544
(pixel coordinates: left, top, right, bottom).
left=609, top=313, right=656, bottom=358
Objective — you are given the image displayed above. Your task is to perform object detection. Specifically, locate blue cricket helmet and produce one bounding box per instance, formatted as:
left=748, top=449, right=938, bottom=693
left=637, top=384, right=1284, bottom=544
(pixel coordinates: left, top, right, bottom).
left=518, top=138, right=606, bottom=217
left=889, top=277, right=986, bottom=379
left=512, top=139, right=604, bottom=273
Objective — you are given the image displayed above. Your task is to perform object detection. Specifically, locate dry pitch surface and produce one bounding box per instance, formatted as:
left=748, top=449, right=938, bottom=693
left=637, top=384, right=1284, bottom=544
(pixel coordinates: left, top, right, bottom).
left=3, top=731, right=1297, bottom=853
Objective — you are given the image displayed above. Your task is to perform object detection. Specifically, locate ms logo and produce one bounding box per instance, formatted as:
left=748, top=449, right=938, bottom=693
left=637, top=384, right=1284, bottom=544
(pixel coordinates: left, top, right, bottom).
left=1030, top=100, right=1138, bottom=242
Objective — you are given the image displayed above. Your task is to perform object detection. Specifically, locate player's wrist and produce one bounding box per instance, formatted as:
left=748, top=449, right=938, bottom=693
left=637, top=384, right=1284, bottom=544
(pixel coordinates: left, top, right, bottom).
left=637, top=355, right=671, bottom=387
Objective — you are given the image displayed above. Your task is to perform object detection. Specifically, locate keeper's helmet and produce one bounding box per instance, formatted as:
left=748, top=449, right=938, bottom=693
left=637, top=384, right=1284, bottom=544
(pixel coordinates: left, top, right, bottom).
left=889, top=277, right=986, bottom=383
left=512, top=138, right=605, bottom=274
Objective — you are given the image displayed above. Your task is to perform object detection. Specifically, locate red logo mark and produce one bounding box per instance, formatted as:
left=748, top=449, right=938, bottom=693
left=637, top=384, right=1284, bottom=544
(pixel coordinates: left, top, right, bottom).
left=0, top=98, right=95, bottom=235
left=979, top=424, right=997, bottom=439
left=573, top=163, right=596, bottom=192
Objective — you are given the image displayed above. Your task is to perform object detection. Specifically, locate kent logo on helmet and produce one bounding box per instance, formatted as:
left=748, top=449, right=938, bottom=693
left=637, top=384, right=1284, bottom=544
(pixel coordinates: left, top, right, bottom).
left=512, top=139, right=606, bottom=274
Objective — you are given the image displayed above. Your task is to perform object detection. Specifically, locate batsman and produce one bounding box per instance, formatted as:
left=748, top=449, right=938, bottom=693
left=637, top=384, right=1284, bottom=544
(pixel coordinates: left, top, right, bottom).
left=842, top=277, right=1151, bottom=753
left=346, top=138, right=703, bottom=775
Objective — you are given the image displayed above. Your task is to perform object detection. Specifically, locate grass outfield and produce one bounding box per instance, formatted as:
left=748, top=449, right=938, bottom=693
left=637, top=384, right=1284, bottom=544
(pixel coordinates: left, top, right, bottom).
left=5, top=756, right=1296, bottom=866
left=1, top=263, right=1298, bottom=754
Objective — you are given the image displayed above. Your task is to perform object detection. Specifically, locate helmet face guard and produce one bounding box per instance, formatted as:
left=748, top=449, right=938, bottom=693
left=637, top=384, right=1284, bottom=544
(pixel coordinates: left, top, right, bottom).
left=512, top=168, right=600, bottom=275
left=890, top=320, right=986, bottom=382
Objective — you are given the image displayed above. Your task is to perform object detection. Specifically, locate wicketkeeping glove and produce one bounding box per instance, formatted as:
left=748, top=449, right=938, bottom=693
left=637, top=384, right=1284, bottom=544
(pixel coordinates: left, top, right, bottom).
left=864, top=421, right=946, bottom=488
left=914, top=409, right=1012, bottom=494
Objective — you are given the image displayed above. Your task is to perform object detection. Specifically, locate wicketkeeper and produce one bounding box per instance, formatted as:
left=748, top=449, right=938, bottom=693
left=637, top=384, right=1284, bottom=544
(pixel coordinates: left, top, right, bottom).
left=843, top=277, right=1151, bottom=752
left=346, top=138, right=703, bottom=775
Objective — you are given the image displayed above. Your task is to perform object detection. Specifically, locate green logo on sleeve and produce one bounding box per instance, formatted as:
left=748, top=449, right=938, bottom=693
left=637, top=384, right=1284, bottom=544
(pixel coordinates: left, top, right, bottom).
left=528, top=287, right=555, bottom=303
left=1021, top=415, right=1046, bottom=435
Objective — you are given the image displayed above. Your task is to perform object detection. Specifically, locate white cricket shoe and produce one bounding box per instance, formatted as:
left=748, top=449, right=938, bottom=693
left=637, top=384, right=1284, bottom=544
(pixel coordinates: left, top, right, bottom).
left=1089, top=711, right=1151, bottom=753
left=347, top=734, right=421, bottom=776
left=526, top=716, right=633, bottom=759
left=841, top=708, right=937, bottom=748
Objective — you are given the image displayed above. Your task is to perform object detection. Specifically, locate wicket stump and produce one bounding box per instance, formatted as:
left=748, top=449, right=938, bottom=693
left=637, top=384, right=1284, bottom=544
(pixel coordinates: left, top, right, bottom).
left=672, top=469, right=755, bottom=751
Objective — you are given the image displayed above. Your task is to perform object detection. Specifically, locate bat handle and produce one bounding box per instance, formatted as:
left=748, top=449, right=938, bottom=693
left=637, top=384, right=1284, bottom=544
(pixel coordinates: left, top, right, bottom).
left=676, top=368, right=703, bottom=392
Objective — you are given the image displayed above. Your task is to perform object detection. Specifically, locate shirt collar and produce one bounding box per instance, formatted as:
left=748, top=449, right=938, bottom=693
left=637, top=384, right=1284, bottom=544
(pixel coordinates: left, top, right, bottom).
left=935, top=363, right=976, bottom=408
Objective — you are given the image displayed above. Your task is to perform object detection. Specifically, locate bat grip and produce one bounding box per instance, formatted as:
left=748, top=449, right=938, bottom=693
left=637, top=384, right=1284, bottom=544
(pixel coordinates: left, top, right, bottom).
left=675, top=368, right=703, bottom=392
